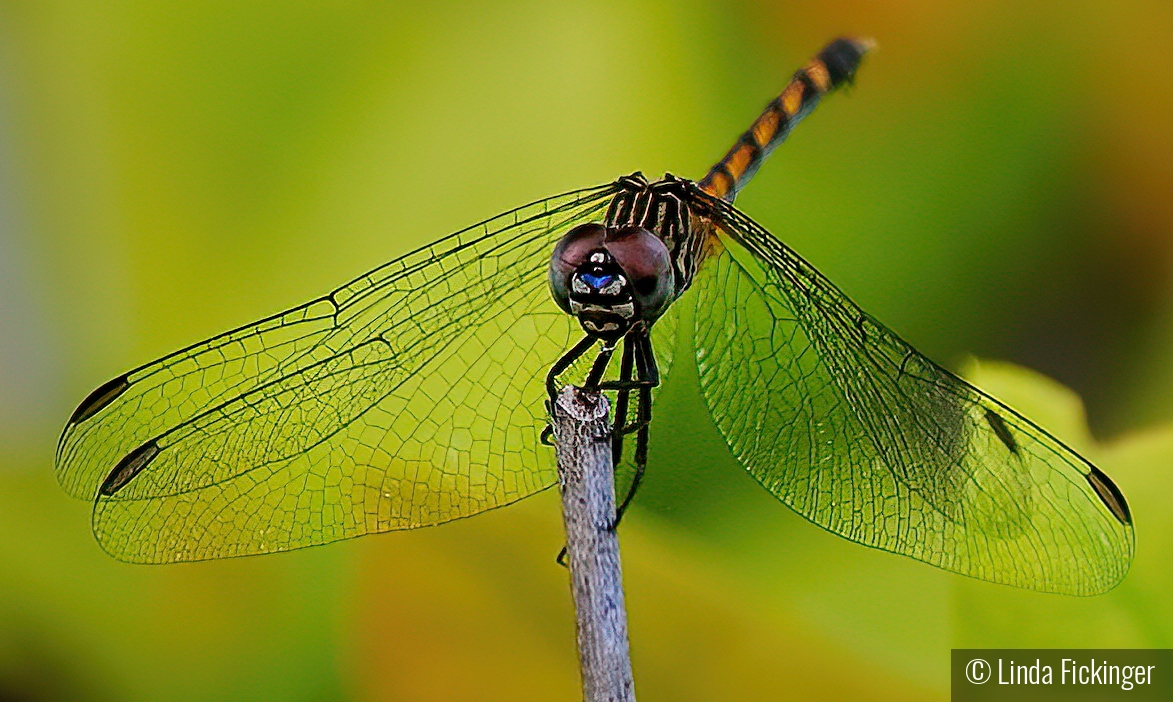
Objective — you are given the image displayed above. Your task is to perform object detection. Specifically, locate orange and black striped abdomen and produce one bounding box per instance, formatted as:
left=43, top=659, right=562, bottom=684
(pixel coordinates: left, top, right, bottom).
left=698, top=37, right=874, bottom=201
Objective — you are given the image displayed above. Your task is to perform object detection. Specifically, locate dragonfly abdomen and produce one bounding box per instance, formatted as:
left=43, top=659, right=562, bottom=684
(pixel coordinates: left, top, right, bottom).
left=698, top=37, right=874, bottom=201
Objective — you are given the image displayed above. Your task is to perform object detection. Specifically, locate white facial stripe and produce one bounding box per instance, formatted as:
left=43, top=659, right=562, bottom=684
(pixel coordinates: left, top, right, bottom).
left=585, top=319, right=621, bottom=333
left=575, top=302, right=617, bottom=314
left=599, top=275, right=625, bottom=295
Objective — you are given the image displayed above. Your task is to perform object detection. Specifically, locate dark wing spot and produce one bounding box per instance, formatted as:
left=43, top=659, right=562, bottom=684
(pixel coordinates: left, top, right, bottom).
left=69, top=374, right=130, bottom=426
left=1086, top=466, right=1132, bottom=525
left=984, top=409, right=1019, bottom=454
left=99, top=440, right=160, bottom=497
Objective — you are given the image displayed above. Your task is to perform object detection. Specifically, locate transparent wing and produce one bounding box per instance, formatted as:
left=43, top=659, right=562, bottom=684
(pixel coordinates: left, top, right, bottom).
left=56, top=184, right=618, bottom=563
left=691, top=195, right=1134, bottom=595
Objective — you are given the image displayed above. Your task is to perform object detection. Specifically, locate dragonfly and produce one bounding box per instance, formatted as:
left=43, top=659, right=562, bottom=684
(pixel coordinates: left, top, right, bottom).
left=56, top=38, right=1133, bottom=596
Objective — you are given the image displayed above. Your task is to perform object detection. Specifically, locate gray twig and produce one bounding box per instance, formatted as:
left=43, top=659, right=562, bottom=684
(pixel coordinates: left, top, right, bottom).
left=551, top=386, right=636, bottom=702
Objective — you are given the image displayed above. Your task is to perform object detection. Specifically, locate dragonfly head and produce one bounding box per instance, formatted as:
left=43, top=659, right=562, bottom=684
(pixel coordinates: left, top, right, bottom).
left=549, top=222, right=674, bottom=339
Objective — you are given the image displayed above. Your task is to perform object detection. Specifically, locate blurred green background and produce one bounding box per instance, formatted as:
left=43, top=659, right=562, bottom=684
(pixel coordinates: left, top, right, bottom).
left=1, top=1, right=1171, bottom=700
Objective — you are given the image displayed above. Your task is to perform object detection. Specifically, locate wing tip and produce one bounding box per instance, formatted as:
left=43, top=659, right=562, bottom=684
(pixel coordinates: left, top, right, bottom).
left=58, top=373, right=132, bottom=463
left=67, top=374, right=131, bottom=427
left=1086, top=465, right=1132, bottom=526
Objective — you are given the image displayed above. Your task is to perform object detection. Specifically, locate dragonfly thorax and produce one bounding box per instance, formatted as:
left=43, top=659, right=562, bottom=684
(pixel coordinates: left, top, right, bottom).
left=548, top=222, right=675, bottom=340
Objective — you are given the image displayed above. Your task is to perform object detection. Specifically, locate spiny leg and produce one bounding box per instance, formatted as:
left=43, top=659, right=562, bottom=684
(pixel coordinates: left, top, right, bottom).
left=638, top=329, right=660, bottom=387
left=613, top=330, right=658, bottom=528
left=542, top=335, right=598, bottom=446
left=546, top=335, right=597, bottom=403
left=544, top=337, right=618, bottom=447
left=610, top=336, right=636, bottom=465
left=597, top=323, right=658, bottom=393
left=583, top=340, right=618, bottom=392
left=608, top=332, right=657, bottom=433
left=613, top=387, right=651, bottom=528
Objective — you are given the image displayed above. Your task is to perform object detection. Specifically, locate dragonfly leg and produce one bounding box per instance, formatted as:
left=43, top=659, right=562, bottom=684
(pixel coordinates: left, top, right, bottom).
left=545, top=334, right=631, bottom=451
left=639, top=330, right=660, bottom=387
left=582, top=340, right=618, bottom=392
left=543, top=336, right=597, bottom=448
left=546, top=335, right=597, bottom=407
left=613, top=388, right=651, bottom=529
left=613, top=330, right=657, bottom=529
left=620, top=421, right=645, bottom=436
left=597, top=326, right=660, bottom=391
left=610, top=337, right=636, bottom=465
left=614, top=334, right=660, bottom=433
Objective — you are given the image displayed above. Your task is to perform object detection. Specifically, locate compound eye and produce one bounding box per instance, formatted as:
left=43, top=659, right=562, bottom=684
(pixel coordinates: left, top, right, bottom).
left=633, top=275, right=660, bottom=297
left=553, top=223, right=607, bottom=268
left=548, top=223, right=608, bottom=314
left=604, top=226, right=675, bottom=320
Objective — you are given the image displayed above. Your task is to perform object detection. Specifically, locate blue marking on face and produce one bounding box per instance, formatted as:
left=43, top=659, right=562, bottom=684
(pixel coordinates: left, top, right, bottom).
left=581, top=272, right=615, bottom=290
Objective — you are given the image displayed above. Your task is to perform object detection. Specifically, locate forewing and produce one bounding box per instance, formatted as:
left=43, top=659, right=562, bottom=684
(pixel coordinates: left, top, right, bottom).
left=57, top=185, right=617, bottom=562
left=691, top=196, right=1133, bottom=595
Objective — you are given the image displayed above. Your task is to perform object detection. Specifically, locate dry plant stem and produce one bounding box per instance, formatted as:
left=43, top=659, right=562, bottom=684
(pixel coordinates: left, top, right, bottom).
left=552, top=386, right=636, bottom=702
